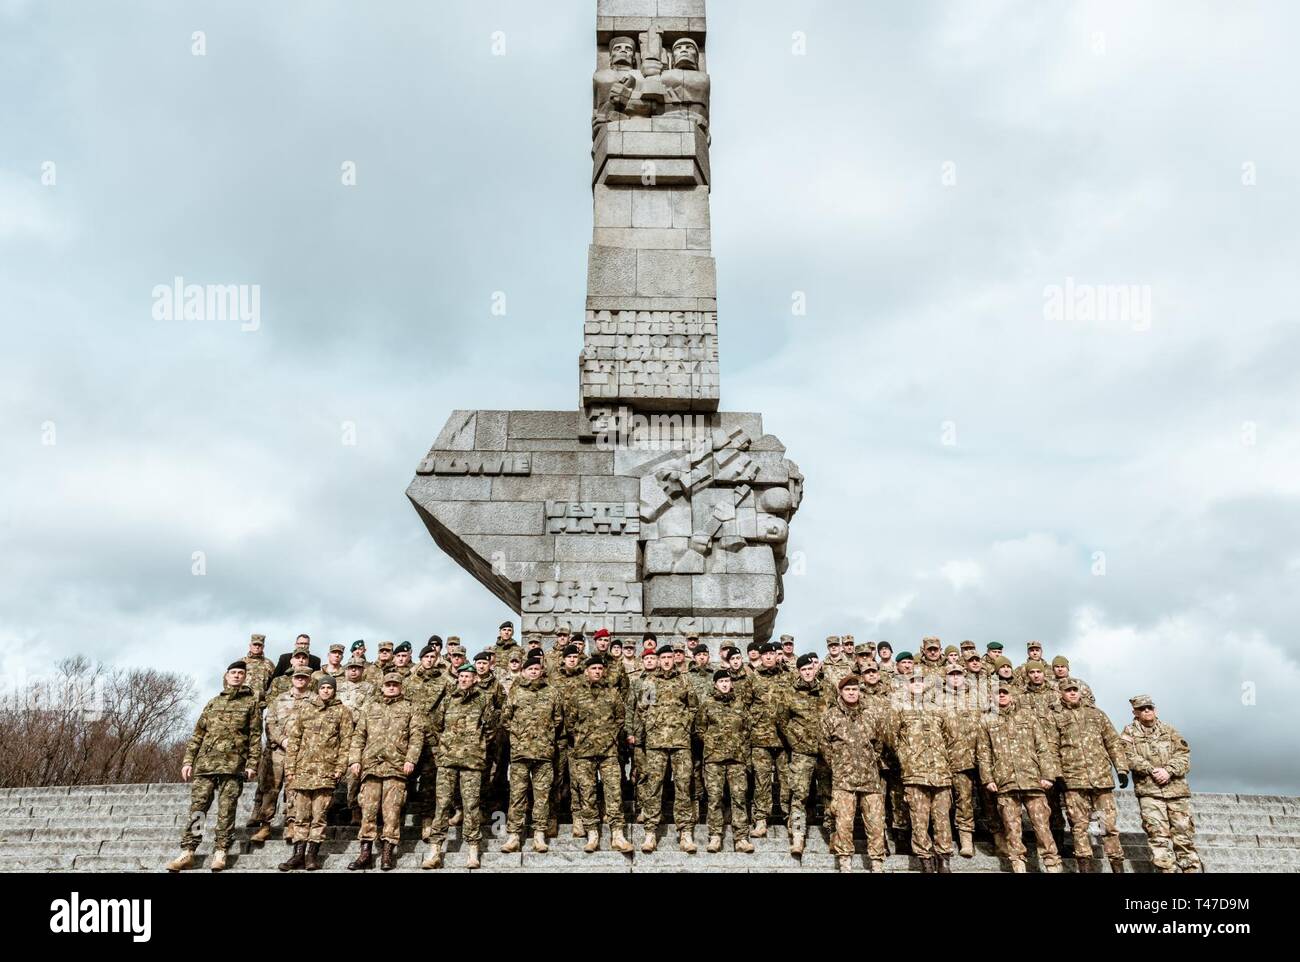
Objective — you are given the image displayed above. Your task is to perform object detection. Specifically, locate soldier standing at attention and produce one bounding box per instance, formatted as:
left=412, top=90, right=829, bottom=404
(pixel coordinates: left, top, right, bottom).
left=633, top=640, right=700, bottom=853
left=167, top=661, right=261, bottom=872
left=1013, top=640, right=1046, bottom=688
left=250, top=665, right=312, bottom=844
left=407, top=643, right=451, bottom=839
left=424, top=663, right=497, bottom=870
left=336, top=655, right=373, bottom=824
left=822, top=675, right=892, bottom=873
left=564, top=657, right=634, bottom=854
left=266, top=648, right=310, bottom=702
left=499, top=655, right=562, bottom=854
left=281, top=676, right=352, bottom=871
left=942, top=665, right=983, bottom=859
left=748, top=642, right=793, bottom=837
left=891, top=672, right=959, bottom=873
left=876, top=641, right=895, bottom=674
left=982, top=641, right=1004, bottom=672
left=1121, top=695, right=1202, bottom=873
left=777, top=653, right=826, bottom=855
left=243, top=633, right=274, bottom=705
left=696, top=670, right=755, bottom=854
left=1049, top=656, right=1095, bottom=706
left=391, top=641, right=414, bottom=678
left=347, top=672, right=423, bottom=872
left=313, top=643, right=346, bottom=684
left=819, top=636, right=853, bottom=690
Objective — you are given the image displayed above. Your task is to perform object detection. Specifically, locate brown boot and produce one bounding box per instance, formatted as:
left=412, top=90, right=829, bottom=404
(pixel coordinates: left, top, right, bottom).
left=610, top=827, right=633, bottom=853
left=500, top=833, right=521, bottom=853
left=583, top=829, right=600, bottom=853
left=870, top=859, right=887, bottom=874
left=379, top=841, right=396, bottom=871
left=448, top=809, right=463, bottom=827
left=278, top=842, right=306, bottom=872
left=1010, top=858, right=1027, bottom=874
left=641, top=829, right=657, bottom=853
left=465, top=842, right=481, bottom=870
left=706, top=835, right=723, bottom=853
left=348, top=840, right=373, bottom=871
left=209, top=849, right=227, bottom=872
left=789, top=831, right=805, bottom=856
left=679, top=829, right=697, bottom=854
left=572, top=818, right=585, bottom=838
left=734, top=837, right=754, bottom=853
left=532, top=831, right=549, bottom=853
left=304, top=842, right=322, bottom=871
left=165, top=849, right=196, bottom=872
left=751, top=818, right=768, bottom=838
left=421, top=839, right=444, bottom=870
left=958, top=830, right=974, bottom=858
left=937, top=854, right=952, bottom=874
left=250, top=823, right=272, bottom=844
left=1109, top=857, right=1125, bottom=874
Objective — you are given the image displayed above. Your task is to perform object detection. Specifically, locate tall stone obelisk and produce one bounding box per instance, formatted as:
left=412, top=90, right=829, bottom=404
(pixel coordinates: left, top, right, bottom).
left=407, top=0, right=803, bottom=653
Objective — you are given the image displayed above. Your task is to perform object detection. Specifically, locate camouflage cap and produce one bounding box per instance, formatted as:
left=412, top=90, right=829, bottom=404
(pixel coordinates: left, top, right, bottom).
left=378, top=641, right=394, bottom=652
left=250, top=633, right=266, bottom=643
left=997, top=682, right=1014, bottom=694
left=554, top=624, right=571, bottom=635
left=946, top=665, right=964, bottom=675
left=855, top=643, right=874, bottom=655
left=843, top=634, right=854, bottom=644
left=1051, top=655, right=1070, bottom=667
left=346, top=656, right=366, bottom=668
left=959, top=640, right=976, bottom=650
left=922, top=636, right=941, bottom=649
left=446, top=635, right=461, bottom=644
left=382, top=672, right=403, bottom=685
left=826, top=635, right=842, bottom=647
left=1129, top=694, right=1154, bottom=709
left=779, top=634, right=794, bottom=643
left=329, top=643, right=345, bottom=653
left=1027, top=640, right=1043, bottom=651
left=1061, top=678, right=1082, bottom=691
left=292, top=666, right=313, bottom=678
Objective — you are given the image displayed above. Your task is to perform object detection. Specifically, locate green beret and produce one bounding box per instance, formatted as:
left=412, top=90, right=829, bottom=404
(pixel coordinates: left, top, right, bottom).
left=895, top=651, right=914, bottom=662
left=987, top=642, right=1003, bottom=651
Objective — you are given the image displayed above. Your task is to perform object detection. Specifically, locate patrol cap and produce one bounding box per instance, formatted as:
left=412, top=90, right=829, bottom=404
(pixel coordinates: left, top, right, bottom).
left=1129, top=694, right=1155, bottom=709
left=507, top=651, right=523, bottom=664
left=499, top=621, right=514, bottom=631
left=447, top=644, right=465, bottom=656
left=779, top=634, right=794, bottom=643
left=855, top=643, right=874, bottom=655
left=986, top=642, right=1003, bottom=651
left=346, top=656, right=365, bottom=668
left=946, top=665, right=964, bottom=675
left=713, top=670, right=730, bottom=683
left=796, top=653, right=816, bottom=669
left=1051, top=656, right=1070, bottom=668
left=966, top=653, right=982, bottom=663
left=227, top=660, right=247, bottom=671
left=685, top=632, right=700, bottom=642
left=861, top=663, right=880, bottom=673
left=997, top=683, right=1013, bottom=694
left=292, top=666, right=313, bottom=678
left=455, top=664, right=476, bottom=675
left=555, top=625, right=571, bottom=636
left=843, top=634, right=855, bottom=644
left=959, top=640, right=976, bottom=650
left=447, top=635, right=461, bottom=645
left=317, top=676, right=337, bottom=691
left=922, top=636, right=941, bottom=650
left=378, top=641, right=394, bottom=652
left=1061, top=678, right=1081, bottom=691
left=826, top=635, right=842, bottom=647
left=1025, top=659, right=1047, bottom=672
left=290, top=649, right=309, bottom=660
left=350, top=640, right=365, bottom=652
left=329, top=643, right=345, bottom=653
left=1027, top=640, right=1043, bottom=651
left=837, top=675, right=861, bottom=690
left=394, top=641, right=412, bottom=654
left=525, top=634, right=541, bottom=645
left=250, top=634, right=266, bottom=644
left=473, top=650, right=492, bottom=663
left=895, top=651, right=914, bottom=662
left=563, top=645, right=581, bottom=657
left=382, top=672, right=403, bottom=685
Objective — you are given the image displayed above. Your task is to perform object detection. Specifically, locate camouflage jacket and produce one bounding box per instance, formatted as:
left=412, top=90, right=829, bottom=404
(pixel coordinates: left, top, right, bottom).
left=977, top=704, right=1058, bottom=792
left=336, top=679, right=373, bottom=715
left=726, top=668, right=754, bottom=708
left=943, top=703, right=984, bottom=772
left=348, top=693, right=424, bottom=779
left=243, top=654, right=275, bottom=705
left=695, top=689, right=750, bottom=763
left=430, top=685, right=496, bottom=770
left=1018, top=680, right=1060, bottom=716
left=686, top=663, right=716, bottom=702
left=285, top=696, right=353, bottom=790
left=311, top=664, right=346, bottom=686
left=1120, top=719, right=1191, bottom=799
left=502, top=677, right=562, bottom=762
left=749, top=666, right=792, bottom=748
left=860, top=680, right=893, bottom=712
left=183, top=685, right=263, bottom=776
left=1046, top=703, right=1126, bottom=790
left=563, top=677, right=625, bottom=758
left=406, top=665, right=452, bottom=716
left=265, top=689, right=310, bottom=751
left=891, top=706, right=958, bottom=787
left=364, top=660, right=393, bottom=687
left=476, top=671, right=507, bottom=716
left=493, top=639, right=524, bottom=670
left=777, top=677, right=827, bottom=756
left=631, top=669, right=697, bottom=750
left=1049, top=675, right=1096, bottom=708
left=266, top=674, right=293, bottom=703
left=818, top=655, right=854, bottom=692
left=821, top=701, right=890, bottom=793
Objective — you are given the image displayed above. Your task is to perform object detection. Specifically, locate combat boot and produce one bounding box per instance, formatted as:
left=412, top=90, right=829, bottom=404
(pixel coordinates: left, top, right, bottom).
left=1045, top=859, right=1064, bottom=874
left=249, top=823, right=272, bottom=844
left=789, top=831, right=805, bottom=856
left=532, top=831, right=549, bottom=853
left=583, top=828, right=600, bottom=853
left=1076, top=856, right=1096, bottom=873
left=837, top=855, right=853, bottom=873
left=1109, top=857, right=1125, bottom=874
left=465, top=842, right=481, bottom=869
left=610, top=827, right=633, bottom=853
left=379, top=840, right=396, bottom=871
left=707, top=835, right=723, bottom=853
left=572, top=816, right=585, bottom=838
left=937, top=854, right=952, bottom=874
left=245, top=816, right=262, bottom=829
left=546, top=815, right=558, bottom=837
left=1010, top=858, right=1027, bottom=874
left=165, top=849, right=196, bottom=872
left=304, top=842, right=321, bottom=871
left=278, top=842, right=306, bottom=872
left=421, top=840, right=443, bottom=870
left=734, top=837, right=754, bottom=853
left=641, top=828, right=658, bottom=853
left=751, top=818, right=768, bottom=838
left=679, top=829, right=697, bottom=854
left=209, top=848, right=227, bottom=872
left=500, top=833, right=521, bottom=853
left=958, top=830, right=974, bottom=858
left=348, top=840, right=373, bottom=870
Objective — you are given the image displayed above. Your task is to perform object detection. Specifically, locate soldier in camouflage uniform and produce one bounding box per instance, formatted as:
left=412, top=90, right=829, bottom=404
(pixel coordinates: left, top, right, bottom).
left=1013, top=640, right=1046, bottom=688
left=167, top=661, right=262, bottom=872
left=625, top=646, right=659, bottom=821
left=1019, top=661, right=1059, bottom=715
left=407, top=643, right=452, bottom=837
left=1048, top=656, right=1095, bottom=706
left=472, top=649, right=508, bottom=827
left=819, top=636, right=853, bottom=691
left=1043, top=679, right=1129, bottom=872
left=778, top=634, right=796, bottom=672
left=365, top=641, right=395, bottom=687
left=977, top=683, right=1063, bottom=873
left=882, top=652, right=912, bottom=845
left=1121, top=695, right=1202, bottom=873
left=424, top=664, right=498, bottom=870
left=876, top=641, right=895, bottom=674
left=822, top=675, right=892, bottom=873
left=981, top=641, right=1005, bottom=672
left=942, top=664, right=984, bottom=858
left=777, top=653, right=826, bottom=854
left=336, top=656, right=373, bottom=823
left=550, top=643, right=586, bottom=834
left=243, top=633, right=274, bottom=705
left=632, top=644, right=700, bottom=852
left=890, top=672, right=959, bottom=872
left=494, top=620, right=523, bottom=669
left=964, top=651, right=987, bottom=682
left=250, top=665, right=313, bottom=843
left=281, top=676, right=352, bottom=871
left=684, top=637, right=712, bottom=824
left=312, top=643, right=346, bottom=686
left=544, top=624, right=573, bottom=676
left=722, top=646, right=752, bottom=706
left=266, top=649, right=310, bottom=703
left=917, top=638, right=946, bottom=681
left=500, top=656, right=562, bottom=854
left=749, top=642, right=793, bottom=836
left=391, top=641, right=414, bottom=679
left=696, top=671, right=755, bottom=853
left=347, top=672, right=423, bottom=871
left=563, top=658, right=634, bottom=853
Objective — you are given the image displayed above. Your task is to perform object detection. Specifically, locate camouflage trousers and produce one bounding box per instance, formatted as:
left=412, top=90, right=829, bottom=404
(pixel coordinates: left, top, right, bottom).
left=996, top=790, right=1061, bottom=869
left=551, top=742, right=573, bottom=821
left=750, top=745, right=789, bottom=822
left=643, top=747, right=693, bottom=830
left=359, top=776, right=407, bottom=844
left=180, top=773, right=243, bottom=851
left=506, top=757, right=554, bottom=836
left=786, top=752, right=818, bottom=835
left=703, top=760, right=750, bottom=837
left=884, top=766, right=909, bottom=829
left=571, top=753, right=623, bottom=828
left=292, top=787, right=334, bottom=844
left=431, top=765, right=483, bottom=843
left=631, top=745, right=646, bottom=815
left=1062, top=787, right=1121, bottom=859
left=905, top=785, right=954, bottom=857
left=255, top=746, right=294, bottom=829
left=1138, top=795, right=1201, bottom=872
left=829, top=789, right=887, bottom=860
left=951, top=770, right=977, bottom=833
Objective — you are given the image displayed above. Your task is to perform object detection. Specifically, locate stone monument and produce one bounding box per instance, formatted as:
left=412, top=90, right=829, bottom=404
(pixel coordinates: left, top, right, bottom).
left=407, top=0, right=802, bottom=654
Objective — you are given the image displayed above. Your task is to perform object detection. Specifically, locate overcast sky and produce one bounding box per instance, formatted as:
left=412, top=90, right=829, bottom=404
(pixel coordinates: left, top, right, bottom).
left=2, top=0, right=1297, bottom=793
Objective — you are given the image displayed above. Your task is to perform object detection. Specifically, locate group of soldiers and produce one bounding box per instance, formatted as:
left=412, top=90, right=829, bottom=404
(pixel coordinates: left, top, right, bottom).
left=166, top=626, right=1202, bottom=874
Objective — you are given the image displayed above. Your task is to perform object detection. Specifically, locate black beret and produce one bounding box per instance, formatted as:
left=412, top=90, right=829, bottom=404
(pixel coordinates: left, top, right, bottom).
left=227, top=660, right=247, bottom=671
left=394, top=641, right=412, bottom=653
left=796, top=653, right=816, bottom=668
left=747, top=641, right=762, bottom=653
left=713, top=670, right=731, bottom=682
left=585, top=656, right=605, bottom=668
left=473, top=650, right=492, bottom=662
left=426, top=635, right=443, bottom=647
left=523, top=655, right=543, bottom=668
left=657, top=644, right=675, bottom=655
left=763, top=643, right=780, bottom=654
left=571, top=632, right=585, bottom=643
left=420, top=644, right=436, bottom=658
left=499, top=621, right=513, bottom=630
left=691, top=643, right=709, bottom=655
left=563, top=645, right=581, bottom=657
left=642, top=632, right=657, bottom=642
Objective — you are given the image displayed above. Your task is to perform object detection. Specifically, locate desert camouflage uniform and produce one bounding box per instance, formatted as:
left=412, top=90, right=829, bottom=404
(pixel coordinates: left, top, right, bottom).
left=943, top=690, right=985, bottom=837
left=285, top=695, right=352, bottom=843
left=502, top=676, right=561, bottom=835
left=266, top=672, right=293, bottom=703
left=1045, top=700, right=1127, bottom=862
left=696, top=687, right=751, bottom=837
left=777, top=676, right=826, bottom=837
left=749, top=665, right=793, bottom=824
left=978, top=703, right=1062, bottom=870
left=563, top=676, right=626, bottom=828
left=243, top=653, right=275, bottom=707
left=180, top=685, right=262, bottom=852
left=1050, top=674, right=1096, bottom=707
left=631, top=667, right=698, bottom=832
left=255, top=688, right=309, bottom=828
left=1121, top=718, right=1201, bottom=873
left=349, top=690, right=424, bottom=845
left=427, top=685, right=497, bottom=846
left=890, top=704, right=958, bottom=858
left=821, top=700, right=891, bottom=862
left=363, top=658, right=393, bottom=688
left=818, top=654, right=854, bottom=692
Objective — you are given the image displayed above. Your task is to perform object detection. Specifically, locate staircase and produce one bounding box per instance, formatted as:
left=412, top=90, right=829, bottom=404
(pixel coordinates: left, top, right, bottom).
left=2, top=784, right=1297, bottom=873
